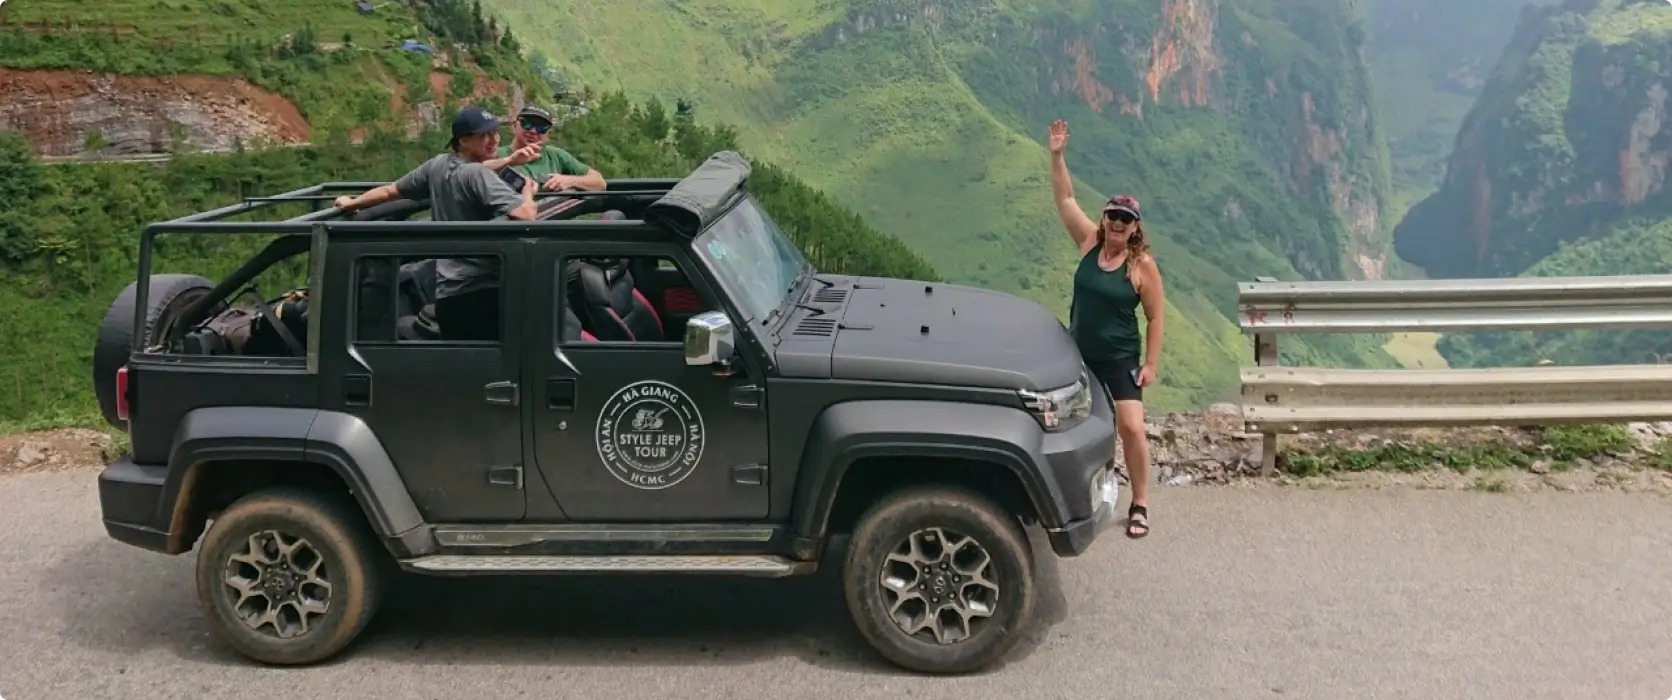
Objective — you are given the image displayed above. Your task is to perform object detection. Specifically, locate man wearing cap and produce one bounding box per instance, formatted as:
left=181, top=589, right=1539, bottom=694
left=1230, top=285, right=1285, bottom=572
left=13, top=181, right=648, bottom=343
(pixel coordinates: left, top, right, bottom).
left=485, top=104, right=607, bottom=192
left=332, top=104, right=539, bottom=340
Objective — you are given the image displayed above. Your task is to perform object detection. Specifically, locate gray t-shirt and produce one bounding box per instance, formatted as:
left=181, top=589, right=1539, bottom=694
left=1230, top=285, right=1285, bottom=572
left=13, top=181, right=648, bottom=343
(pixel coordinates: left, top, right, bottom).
left=393, top=153, right=526, bottom=299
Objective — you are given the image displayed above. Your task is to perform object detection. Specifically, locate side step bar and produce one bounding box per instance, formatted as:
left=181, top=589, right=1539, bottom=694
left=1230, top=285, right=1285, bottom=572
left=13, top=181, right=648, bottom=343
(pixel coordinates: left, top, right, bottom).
left=402, top=554, right=814, bottom=577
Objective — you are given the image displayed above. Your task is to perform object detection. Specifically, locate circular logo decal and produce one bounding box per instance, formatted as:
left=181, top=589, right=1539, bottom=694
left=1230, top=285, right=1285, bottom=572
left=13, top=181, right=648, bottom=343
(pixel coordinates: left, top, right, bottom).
left=595, top=380, right=706, bottom=490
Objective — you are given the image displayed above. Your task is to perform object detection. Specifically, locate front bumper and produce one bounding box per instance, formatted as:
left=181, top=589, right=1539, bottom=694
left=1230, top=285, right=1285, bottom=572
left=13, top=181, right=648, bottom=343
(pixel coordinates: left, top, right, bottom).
left=1035, top=379, right=1121, bottom=557
left=97, top=457, right=174, bottom=553
left=1044, top=458, right=1120, bottom=556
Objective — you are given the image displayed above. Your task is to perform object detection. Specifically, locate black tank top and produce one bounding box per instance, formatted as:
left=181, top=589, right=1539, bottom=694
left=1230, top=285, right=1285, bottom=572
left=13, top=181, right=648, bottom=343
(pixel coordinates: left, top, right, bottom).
left=1069, top=244, right=1142, bottom=361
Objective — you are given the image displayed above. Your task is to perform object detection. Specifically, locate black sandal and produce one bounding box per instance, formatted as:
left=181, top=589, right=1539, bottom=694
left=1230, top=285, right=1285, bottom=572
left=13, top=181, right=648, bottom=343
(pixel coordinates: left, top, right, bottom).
left=1125, top=504, right=1150, bottom=539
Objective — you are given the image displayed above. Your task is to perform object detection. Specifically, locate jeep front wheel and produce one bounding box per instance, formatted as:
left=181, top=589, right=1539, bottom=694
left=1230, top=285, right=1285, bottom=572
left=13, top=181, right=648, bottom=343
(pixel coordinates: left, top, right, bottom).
left=194, top=488, right=386, bottom=665
left=842, top=484, right=1036, bottom=674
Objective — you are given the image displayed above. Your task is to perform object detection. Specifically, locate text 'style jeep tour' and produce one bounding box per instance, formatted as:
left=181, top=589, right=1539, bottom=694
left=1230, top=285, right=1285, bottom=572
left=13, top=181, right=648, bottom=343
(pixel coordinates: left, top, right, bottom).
left=92, top=151, right=1122, bottom=674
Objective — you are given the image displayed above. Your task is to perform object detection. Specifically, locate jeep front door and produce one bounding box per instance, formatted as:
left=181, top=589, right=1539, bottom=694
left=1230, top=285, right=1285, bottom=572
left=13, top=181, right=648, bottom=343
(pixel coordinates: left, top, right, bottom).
left=526, top=241, right=769, bottom=521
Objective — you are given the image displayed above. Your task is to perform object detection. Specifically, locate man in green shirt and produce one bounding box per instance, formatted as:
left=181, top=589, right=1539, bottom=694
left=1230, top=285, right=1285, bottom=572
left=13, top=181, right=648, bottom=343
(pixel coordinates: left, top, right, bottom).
left=485, top=104, right=608, bottom=192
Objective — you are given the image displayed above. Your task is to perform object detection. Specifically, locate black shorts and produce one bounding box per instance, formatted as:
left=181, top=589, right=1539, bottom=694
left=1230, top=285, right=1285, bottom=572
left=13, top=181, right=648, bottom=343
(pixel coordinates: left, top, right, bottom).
left=1085, top=355, right=1143, bottom=403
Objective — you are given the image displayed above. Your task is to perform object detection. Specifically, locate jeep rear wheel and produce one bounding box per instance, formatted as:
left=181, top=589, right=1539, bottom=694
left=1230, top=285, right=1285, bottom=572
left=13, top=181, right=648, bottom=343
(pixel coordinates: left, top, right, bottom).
left=195, top=487, right=386, bottom=666
left=842, top=484, right=1036, bottom=674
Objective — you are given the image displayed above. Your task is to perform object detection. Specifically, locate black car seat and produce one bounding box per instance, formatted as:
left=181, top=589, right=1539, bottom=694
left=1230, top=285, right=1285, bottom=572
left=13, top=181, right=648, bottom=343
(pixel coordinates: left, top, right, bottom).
left=562, top=304, right=598, bottom=343
left=566, top=258, right=663, bottom=342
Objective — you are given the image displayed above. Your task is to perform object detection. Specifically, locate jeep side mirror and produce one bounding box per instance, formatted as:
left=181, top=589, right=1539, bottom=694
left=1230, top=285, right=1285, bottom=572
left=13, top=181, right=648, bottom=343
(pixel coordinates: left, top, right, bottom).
left=684, top=310, right=736, bottom=367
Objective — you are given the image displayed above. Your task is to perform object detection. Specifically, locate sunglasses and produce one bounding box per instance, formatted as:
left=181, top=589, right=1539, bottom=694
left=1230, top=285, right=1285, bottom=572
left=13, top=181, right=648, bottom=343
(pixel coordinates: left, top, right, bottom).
left=519, top=119, right=552, bottom=134
left=1104, top=210, right=1137, bottom=224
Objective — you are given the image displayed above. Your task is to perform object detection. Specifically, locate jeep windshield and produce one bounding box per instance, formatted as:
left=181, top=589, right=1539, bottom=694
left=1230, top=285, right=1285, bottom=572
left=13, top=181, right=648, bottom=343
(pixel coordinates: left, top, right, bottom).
left=694, top=196, right=812, bottom=323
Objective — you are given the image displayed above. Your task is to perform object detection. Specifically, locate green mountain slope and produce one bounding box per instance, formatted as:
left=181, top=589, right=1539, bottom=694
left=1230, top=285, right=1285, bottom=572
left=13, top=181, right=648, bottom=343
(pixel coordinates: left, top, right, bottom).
left=0, top=0, right=938, bottom=427
left=488, top=0, right=1403, bottom=411
left=1388, top=0, right=1672, bottom=368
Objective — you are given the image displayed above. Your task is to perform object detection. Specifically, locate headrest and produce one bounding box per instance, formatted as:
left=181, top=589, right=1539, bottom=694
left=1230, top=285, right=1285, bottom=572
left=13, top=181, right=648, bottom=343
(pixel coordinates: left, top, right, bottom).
left=567, top=260, right=614, bottom=303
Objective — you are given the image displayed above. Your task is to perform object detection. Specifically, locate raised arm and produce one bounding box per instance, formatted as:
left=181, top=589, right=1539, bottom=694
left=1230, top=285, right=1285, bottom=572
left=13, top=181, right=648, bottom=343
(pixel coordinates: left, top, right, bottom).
left=1048, top=119, right=1099, bottom=255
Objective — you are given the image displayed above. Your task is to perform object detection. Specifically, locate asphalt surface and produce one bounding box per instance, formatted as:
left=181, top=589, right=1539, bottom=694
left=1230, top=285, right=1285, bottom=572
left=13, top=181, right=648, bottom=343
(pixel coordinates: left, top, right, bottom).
left=1, top=468, right=1668, bottom=700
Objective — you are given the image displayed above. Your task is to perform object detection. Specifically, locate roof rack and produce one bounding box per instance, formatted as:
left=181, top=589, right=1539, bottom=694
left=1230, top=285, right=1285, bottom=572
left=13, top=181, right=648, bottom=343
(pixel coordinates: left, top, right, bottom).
left=142, top=149, right=755, bottom=239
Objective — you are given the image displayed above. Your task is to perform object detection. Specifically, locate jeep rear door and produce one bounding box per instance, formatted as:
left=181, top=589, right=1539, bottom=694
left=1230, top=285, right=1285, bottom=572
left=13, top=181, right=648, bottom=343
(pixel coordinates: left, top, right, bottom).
left=525, top=238, right=770, bottom=521
left=319, top=238, right=527, bottom=522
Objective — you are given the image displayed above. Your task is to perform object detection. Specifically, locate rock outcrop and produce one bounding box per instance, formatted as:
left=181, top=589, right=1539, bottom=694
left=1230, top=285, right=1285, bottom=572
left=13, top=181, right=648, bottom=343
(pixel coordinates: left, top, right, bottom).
left=1392, top=1, right=1672, bottom=280
left=0, top=67, right=310, bottom=157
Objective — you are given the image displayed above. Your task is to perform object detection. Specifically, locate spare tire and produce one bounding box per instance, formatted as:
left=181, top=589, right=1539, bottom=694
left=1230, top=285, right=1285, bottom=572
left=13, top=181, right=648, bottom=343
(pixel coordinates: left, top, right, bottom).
left=92, top=274, right=215, bottom=428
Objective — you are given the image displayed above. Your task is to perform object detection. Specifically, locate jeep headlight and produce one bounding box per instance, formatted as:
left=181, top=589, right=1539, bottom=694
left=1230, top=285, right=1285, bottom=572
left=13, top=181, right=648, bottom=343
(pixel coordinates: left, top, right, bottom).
left=1018, top=371, right=1093, bottom=431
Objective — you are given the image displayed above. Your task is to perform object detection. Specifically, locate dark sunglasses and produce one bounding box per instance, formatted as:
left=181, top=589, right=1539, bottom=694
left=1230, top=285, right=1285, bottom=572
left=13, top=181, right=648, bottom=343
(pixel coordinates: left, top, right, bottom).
left=1104, top=210, right=1137, bottom=224
left=519, top=119, right=552, bottom=134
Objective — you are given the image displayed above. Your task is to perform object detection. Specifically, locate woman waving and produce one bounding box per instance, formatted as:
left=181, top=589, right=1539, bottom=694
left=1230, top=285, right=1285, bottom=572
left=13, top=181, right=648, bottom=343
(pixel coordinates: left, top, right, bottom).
left=1047, top=118, right=1165, bottom=539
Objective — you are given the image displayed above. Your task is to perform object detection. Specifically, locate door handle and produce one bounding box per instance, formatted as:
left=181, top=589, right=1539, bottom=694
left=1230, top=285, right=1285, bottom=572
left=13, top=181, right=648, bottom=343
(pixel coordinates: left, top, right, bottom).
left=547, top=378, right=577, bottom=411
left=485, top=380, right=519, bottom=406
left=344, top=374, right=372, bottom=407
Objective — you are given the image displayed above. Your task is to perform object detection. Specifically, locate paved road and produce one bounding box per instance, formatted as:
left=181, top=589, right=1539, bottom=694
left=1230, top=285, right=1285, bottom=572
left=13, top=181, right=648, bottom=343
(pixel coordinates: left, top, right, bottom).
left=1, top=468, right=1668, bottom=700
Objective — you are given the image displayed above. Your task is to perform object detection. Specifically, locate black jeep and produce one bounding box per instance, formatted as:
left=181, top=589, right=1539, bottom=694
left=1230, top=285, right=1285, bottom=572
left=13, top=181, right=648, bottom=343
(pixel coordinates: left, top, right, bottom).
left=91, top=151, right=1120, bottom=674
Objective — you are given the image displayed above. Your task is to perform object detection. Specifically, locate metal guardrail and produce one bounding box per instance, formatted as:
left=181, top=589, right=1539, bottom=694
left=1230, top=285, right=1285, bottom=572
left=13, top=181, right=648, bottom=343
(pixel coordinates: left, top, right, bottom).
left=1237, top=274, right=1672, bottom=472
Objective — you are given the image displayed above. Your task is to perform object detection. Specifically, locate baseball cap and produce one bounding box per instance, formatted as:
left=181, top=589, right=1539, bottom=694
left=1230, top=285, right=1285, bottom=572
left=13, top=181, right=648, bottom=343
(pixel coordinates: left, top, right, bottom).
left=517, top=104, right=553, bottom=125
left=1103, top=194, right=1141, bottom=220
left=448, top=105, right=501, bottom=150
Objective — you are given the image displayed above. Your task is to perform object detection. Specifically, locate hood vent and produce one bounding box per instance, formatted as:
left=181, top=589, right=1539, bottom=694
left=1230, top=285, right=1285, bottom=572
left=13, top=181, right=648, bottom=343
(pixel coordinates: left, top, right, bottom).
left=812, top=288, right=849, bottom=304
left=793, top=317, right=838, bottom=337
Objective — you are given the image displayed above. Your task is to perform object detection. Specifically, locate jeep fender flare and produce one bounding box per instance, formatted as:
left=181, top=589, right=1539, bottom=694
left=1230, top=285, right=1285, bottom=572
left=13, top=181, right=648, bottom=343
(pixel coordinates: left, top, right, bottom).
left=162, top=407, right=424, bottom=546
left=789, top=400, right=1068, bottom=540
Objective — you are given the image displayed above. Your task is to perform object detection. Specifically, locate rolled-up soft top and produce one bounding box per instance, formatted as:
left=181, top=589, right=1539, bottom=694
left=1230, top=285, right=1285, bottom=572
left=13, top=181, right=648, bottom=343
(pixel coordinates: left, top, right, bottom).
left=644, top=150, right=751, bottom=237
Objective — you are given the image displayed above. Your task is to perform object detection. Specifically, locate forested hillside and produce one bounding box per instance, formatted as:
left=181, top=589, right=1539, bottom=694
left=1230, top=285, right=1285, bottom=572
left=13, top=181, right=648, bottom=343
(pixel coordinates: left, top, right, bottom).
left=488, top=0, right=1407, bottom=411
left=0, top=0, right=935, bottom=427
left=1389, top=0, right=1672, bottom=368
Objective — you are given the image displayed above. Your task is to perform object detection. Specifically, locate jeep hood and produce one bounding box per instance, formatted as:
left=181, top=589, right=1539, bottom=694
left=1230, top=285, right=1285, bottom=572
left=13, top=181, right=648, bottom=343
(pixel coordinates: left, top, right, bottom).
left=781, top=276, right=1087, bottom=392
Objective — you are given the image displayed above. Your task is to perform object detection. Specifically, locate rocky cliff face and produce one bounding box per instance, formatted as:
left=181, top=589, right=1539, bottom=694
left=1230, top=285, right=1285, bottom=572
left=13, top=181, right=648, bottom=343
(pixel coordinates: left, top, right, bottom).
left=0, top=62, right=524, bottom=158
left=1392, top=0, right=1672, bottom=279
left=0, top=67, right=310, bottom=156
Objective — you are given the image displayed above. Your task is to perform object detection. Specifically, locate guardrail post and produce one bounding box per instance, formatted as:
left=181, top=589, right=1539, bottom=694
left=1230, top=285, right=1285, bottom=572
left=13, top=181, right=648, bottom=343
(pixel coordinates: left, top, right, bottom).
left=1250, top=276, right=1279, bottom=475
left=1253, top=330, right=1278, bottom=475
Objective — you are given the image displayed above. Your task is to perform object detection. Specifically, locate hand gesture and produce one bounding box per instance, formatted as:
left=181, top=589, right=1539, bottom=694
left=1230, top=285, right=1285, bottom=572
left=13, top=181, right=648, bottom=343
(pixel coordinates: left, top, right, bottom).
left=1048, top=119, right=1069, bottom=154
left=543, top=173, right=572, bottom=191
left=508, top=143, right=541, bottom=166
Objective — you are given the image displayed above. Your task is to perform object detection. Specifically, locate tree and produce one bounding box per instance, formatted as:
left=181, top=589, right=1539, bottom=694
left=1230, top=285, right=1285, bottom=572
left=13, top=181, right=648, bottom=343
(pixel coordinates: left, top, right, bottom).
left=0, top=131, right=41, bottom=261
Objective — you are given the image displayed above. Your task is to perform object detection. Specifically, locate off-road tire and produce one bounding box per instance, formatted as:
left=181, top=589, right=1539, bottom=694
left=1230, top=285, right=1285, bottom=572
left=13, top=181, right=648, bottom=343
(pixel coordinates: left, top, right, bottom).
left=842, top=484, right=1036, bottom=675
left=92, top=273, right=214, bottom=427
left=195, top=487, right=386, bottom=666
